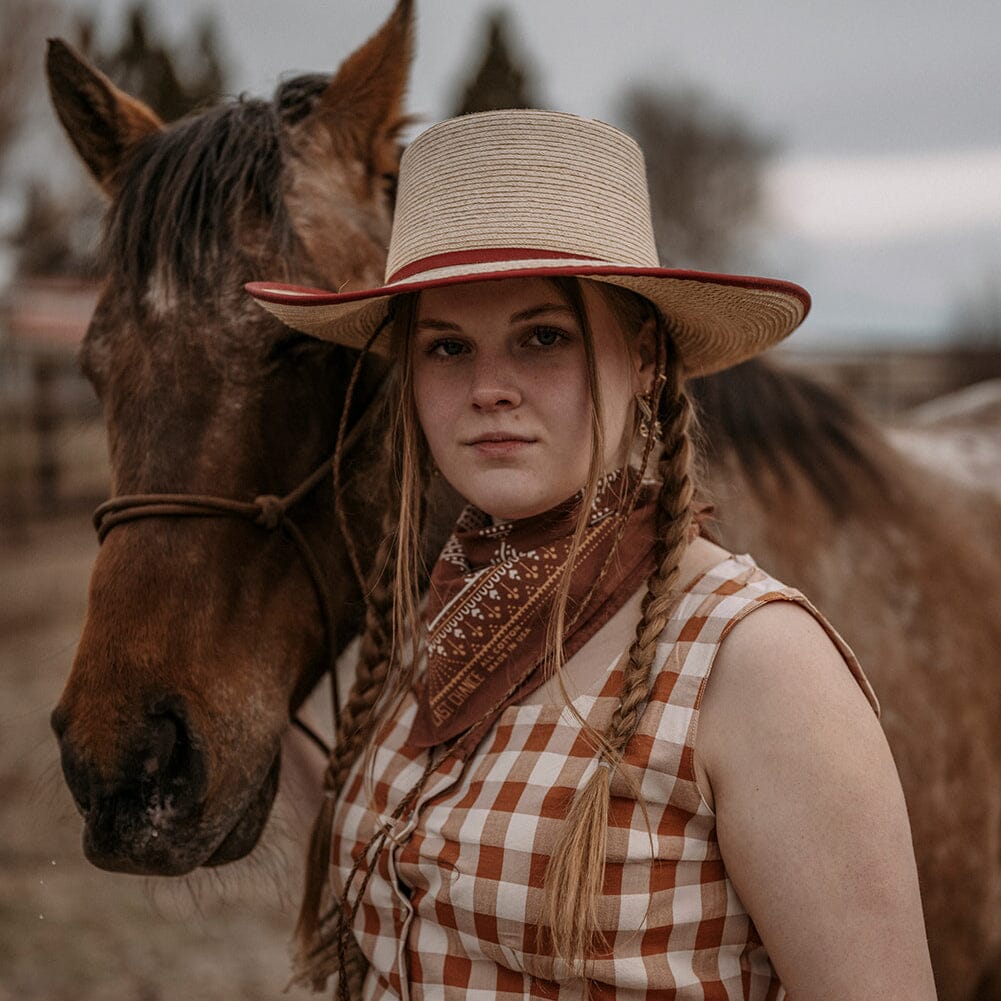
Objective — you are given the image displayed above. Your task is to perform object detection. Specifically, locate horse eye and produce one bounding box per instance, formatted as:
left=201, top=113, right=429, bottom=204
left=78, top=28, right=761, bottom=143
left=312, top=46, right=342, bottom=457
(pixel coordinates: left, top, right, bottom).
left=79, top=327, right=109, bottom=397
left=382, top=172, right=399, bottom=205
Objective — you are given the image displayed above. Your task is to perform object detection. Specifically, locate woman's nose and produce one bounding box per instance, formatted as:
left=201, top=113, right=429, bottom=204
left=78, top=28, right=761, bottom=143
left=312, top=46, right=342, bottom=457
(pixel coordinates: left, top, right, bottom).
left=469, top=357, right=522, bottom=411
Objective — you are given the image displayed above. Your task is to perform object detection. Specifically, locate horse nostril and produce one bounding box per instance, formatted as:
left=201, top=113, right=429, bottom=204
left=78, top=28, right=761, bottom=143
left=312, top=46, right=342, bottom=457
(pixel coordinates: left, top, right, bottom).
left=52, top=696, right=210, bottom=837
left=144, top=703, right=207, bottom=808
left=146, top=712, right=180, bottom=779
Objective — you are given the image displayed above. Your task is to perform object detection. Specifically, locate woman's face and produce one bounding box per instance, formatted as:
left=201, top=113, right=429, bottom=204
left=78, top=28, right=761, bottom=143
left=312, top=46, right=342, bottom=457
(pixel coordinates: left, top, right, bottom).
left=411, top=277, right=653, bottom=521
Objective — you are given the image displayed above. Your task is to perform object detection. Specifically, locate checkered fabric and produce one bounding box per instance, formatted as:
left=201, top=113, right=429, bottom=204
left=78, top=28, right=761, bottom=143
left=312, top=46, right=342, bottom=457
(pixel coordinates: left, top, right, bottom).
left=331, top=554, right=878, bottom=1000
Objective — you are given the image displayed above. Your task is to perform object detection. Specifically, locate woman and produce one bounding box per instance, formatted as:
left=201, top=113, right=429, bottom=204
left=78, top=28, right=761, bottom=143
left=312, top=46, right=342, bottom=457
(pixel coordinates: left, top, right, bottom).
left=248, top=110, right=936, bottom=1000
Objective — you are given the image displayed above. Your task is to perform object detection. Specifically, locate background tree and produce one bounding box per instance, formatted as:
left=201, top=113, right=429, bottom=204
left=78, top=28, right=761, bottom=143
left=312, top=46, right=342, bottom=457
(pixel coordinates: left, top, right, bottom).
left=453, top=9, right=539, bottom=116
left=450, top=11, right=769, bottom=272
left=620, top=86, right=775, bottom=272
left=83, top=1, right=227, bottom=123
left=7, top=1, right=230, bottom=279
left=0, top=0, right=57, bottom=180
left=10, top=180, right=97, bottom=278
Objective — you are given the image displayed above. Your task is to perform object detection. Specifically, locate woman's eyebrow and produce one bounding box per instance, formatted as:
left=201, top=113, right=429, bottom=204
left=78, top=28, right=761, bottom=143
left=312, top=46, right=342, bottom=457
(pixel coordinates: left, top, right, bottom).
left=416, top=303, right=574, bottom=331
left=415, top=318, right=462, bottom=332
left=509, top=303, right=574, bottom=323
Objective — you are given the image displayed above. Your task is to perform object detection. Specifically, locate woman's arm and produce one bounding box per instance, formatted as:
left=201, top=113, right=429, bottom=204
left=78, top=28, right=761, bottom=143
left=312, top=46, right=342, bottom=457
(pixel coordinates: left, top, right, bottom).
left=695, top=600, right=938, bottom=1000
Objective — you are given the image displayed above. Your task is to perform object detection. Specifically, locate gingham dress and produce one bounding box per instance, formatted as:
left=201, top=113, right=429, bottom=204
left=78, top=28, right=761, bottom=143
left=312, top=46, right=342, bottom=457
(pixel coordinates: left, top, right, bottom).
left=331, top=553, right=878, bottom=1000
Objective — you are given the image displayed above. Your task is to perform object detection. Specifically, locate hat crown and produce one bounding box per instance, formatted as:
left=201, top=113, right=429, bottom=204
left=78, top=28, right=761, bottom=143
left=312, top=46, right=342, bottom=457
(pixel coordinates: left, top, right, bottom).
left=385, top=110, right=659, bottom=283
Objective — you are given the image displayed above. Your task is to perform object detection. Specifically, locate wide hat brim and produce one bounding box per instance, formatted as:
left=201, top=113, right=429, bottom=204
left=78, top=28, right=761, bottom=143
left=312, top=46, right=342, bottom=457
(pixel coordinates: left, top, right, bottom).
left=246, top=257, right=809, bottom=379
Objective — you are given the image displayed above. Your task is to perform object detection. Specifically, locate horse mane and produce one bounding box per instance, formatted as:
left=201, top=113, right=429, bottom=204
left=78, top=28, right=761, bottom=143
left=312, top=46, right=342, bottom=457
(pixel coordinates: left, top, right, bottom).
left=689, top=357, right=891, bottom=520
left=101, top=74, right=331, bottom=304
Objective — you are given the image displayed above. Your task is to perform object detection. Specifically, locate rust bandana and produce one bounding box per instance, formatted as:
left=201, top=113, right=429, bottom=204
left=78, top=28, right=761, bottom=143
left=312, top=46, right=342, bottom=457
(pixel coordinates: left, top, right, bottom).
left=409, top=468, right=659, bottom=753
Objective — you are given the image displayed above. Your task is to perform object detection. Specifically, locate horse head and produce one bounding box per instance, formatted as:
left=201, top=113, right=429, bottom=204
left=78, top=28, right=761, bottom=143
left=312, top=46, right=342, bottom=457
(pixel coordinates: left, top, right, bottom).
left=46, top=0, right=413, bottom=876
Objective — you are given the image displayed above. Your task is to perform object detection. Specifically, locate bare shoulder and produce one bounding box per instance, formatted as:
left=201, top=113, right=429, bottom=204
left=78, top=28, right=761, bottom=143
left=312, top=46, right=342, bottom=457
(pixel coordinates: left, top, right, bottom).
left=692, top=599, right=937, bottom=998
left=695, top=599, right=879, bottom=813
left=714, top=598, right=870, bottom=708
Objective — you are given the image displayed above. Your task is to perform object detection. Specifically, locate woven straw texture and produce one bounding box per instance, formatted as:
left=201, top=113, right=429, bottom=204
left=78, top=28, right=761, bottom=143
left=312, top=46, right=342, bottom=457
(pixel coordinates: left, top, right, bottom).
left=387, top=111, right=658, bottom=276
left=248, top=109, right=810, bottom=376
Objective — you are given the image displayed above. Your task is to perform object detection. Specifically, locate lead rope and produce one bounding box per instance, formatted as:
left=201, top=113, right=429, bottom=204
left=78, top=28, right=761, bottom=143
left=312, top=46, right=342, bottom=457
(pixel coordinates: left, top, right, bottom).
left=94, top=466, right=346, bottom=730
left=91, top=351, right=389, bottom=749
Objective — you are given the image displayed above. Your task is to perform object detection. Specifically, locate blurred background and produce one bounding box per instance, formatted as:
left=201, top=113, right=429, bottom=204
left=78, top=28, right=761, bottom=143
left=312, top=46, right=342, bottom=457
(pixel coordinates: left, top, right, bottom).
left=1, top=1, right=999, bottom=998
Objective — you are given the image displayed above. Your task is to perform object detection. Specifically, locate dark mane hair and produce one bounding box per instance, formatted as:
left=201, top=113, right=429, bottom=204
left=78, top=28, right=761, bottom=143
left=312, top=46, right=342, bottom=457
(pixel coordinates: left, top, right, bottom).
left=689, top=357, right=890, bottom=519
left=101, top=74, right=331, bottom=303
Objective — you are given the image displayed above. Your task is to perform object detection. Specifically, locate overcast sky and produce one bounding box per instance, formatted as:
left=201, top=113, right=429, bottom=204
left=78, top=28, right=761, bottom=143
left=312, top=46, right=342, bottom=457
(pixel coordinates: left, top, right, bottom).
left=61, top=0, right=1001, bottom=346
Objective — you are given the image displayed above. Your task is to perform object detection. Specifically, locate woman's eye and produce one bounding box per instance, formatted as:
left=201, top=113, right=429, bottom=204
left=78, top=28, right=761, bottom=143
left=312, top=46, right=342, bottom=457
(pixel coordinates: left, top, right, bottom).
left=524, top=326, right=564, bottom=350
left=429, top=338, right=467, bottom=357
left=528, top=326, right=568, bottom=348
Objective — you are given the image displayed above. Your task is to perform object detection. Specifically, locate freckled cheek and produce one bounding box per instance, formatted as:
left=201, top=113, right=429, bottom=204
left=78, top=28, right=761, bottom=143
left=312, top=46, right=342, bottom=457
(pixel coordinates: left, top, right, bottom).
left=525, top=365, right=589, bottom=412
left=538, top=377, right=595, bottom=474
left=413, top=371, right=469, bottom=470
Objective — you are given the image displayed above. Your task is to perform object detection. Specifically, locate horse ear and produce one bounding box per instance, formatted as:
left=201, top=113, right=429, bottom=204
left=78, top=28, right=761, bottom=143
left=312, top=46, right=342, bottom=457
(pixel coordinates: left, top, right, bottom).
left=311, top=0, right=414, bottom=176
left=46, top=38, right=163, bottom=196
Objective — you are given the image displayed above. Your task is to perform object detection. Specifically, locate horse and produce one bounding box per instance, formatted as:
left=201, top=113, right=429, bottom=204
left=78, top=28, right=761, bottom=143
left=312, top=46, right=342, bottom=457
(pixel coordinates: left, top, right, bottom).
left=889, top=379, right=1001, bottom=499
left=46, top=2, right=1001, bottom=997
left=690, top=362, right=1001, bottom=999
left=46, top=0, right=411, bottom=877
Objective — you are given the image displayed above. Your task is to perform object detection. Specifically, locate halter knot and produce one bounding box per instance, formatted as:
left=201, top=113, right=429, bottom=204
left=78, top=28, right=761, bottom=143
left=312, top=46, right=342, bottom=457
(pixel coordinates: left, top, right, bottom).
left=254, top=494, right=285, bottom=530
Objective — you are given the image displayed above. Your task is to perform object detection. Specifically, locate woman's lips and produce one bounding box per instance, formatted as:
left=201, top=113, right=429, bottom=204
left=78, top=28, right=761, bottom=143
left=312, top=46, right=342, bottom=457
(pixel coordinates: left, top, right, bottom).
left=467, top=433, right=536, bottom=457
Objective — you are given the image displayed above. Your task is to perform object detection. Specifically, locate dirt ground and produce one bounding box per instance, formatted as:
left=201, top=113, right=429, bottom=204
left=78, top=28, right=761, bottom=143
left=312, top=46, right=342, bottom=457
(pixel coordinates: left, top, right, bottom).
left=0, top=513, right=319, bottom=1001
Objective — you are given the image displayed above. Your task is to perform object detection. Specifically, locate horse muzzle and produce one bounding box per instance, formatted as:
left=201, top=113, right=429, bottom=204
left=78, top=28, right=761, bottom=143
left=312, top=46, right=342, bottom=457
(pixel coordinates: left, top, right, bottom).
left=51, top=696, right=279, bottom=875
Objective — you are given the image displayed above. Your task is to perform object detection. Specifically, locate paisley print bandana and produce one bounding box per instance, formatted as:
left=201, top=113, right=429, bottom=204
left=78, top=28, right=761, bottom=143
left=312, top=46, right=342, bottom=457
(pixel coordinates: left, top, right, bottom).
left=409, top=468, right=660, bottom=753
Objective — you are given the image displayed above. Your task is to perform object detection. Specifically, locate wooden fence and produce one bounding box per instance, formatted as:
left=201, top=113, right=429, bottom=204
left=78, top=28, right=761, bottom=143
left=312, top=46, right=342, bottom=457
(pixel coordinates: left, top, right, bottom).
left=1, top=278, right=104, bottom=539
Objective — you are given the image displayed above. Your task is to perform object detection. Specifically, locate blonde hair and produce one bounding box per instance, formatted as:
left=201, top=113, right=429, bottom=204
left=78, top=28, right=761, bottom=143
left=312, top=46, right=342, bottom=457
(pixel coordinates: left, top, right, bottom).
left=296, top=278, right=699, bottom=995
left=540, top=291, right=697, bottom=972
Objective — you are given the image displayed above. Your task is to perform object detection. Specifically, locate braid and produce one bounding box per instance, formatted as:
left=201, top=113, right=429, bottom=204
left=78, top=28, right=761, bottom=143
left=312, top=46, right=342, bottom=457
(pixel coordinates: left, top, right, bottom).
left=292, top=300, right=431, bottom=996
left=291, top=440, right=403, bottom=991
left=333, top=515, right=399, bottom=788
left=604, top=338, right=695, bottom=758
left=540, top=327, right=696, bottom=976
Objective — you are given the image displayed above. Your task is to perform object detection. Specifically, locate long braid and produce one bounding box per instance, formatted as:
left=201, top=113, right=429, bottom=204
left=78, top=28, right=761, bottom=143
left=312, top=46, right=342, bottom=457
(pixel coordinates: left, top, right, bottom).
left=604, top=339, right=696, bottom=757
left=293, top=302, right=430, bottom=996
left=292, top=492, right=401, bottom=992
left=541, top=327, right=696, bottom=975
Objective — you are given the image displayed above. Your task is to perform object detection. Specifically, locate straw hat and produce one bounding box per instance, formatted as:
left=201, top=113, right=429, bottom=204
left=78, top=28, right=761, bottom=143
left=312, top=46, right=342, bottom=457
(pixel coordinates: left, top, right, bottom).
left=246, top=109, right=809, bottom=377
